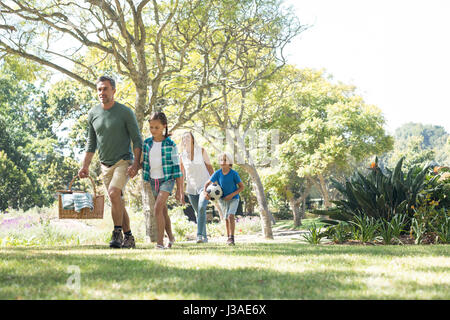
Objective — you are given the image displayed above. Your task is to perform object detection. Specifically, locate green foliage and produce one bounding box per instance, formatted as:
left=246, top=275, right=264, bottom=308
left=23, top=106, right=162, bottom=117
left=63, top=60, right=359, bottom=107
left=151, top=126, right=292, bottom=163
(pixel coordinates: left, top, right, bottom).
left=302, top=223, right=327, bottom=244
left=324, top=222, right=352, bottom=244
left=0, top=151, right=36, bottom=211
left=409, top=166, right=450, bottom=244
left=384, top=123, right=450, bottom=168
left=378, top=214, right=408, bottom=245
left=394, top=122, right=448, bottom=150
left=0, top=70, right=88, bottom=210
left=387, top=136, right=436, bottom=171
left=349, top=214, right=379, bottom=242
left=320, top=157, right=429, bottom=223
left=410, top=218, right=427, bottom=245
left=411, top=203, right=449, bottom=244
left=435, top=214, right=450, bottom=244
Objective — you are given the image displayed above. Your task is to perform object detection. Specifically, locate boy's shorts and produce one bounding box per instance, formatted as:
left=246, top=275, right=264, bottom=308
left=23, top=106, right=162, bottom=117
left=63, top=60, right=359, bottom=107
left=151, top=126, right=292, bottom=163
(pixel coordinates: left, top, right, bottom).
left=150, top=178, right=175, bottom=198
left=101, top=159, right=132, bottom=191
left=219, top=198, right=239, bottom=219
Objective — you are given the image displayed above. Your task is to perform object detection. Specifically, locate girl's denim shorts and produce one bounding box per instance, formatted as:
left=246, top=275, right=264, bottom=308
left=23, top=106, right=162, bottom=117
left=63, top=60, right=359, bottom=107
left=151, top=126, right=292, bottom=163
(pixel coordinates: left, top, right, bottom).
left=150, top=178, right=175, bottom=197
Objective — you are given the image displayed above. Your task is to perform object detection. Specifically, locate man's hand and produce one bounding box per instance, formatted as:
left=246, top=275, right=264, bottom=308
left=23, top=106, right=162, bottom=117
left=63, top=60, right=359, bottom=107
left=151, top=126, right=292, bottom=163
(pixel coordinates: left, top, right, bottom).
left=127, top=162, right=139, bottom=178
left=78, top=167, right=89, bottom=179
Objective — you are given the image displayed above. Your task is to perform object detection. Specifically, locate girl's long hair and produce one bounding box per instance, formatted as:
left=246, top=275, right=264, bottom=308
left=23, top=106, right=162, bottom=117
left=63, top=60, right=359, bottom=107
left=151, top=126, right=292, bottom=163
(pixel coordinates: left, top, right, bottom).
left=149, top=111, right=170, bottom=138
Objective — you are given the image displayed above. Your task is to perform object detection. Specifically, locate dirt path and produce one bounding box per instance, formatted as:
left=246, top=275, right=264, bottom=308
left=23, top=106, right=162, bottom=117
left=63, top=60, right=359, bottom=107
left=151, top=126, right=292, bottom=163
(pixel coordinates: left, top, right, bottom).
left=190, top=225, right=309, bottom=244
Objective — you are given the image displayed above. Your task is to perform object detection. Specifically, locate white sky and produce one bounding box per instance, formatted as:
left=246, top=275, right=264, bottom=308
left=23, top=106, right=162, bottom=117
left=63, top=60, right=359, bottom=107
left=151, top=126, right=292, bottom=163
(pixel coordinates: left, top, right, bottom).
left=283, top=0, right=450, bottom=134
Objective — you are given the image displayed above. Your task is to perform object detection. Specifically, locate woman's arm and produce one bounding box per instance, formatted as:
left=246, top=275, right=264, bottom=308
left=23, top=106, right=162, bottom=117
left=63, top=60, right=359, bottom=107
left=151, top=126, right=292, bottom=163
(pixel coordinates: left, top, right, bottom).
left=202, top=148, right=215, bottom=176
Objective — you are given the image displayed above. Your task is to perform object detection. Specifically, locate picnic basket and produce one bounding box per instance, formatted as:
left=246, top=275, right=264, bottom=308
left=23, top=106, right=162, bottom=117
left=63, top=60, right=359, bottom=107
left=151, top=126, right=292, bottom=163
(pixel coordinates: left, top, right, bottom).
left=57, top=175, right=104, bottom=219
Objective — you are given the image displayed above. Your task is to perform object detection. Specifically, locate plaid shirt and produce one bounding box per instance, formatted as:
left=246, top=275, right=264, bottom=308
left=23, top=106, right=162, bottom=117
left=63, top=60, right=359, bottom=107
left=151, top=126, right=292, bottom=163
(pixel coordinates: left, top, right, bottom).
left=142, top=136, right=183, bottom=182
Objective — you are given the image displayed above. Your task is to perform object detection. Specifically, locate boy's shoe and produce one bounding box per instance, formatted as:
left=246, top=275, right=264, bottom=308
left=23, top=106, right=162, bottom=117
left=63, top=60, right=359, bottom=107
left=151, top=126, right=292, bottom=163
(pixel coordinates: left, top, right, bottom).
left=122, top=234, right=136, bottom=249
left=227, top=236, right=235, bottom=246
left=109, top=229, right=123, bottom=248
left=196, top=236, right=203, bottom=244
left=202, top=237, right=208, bottom=243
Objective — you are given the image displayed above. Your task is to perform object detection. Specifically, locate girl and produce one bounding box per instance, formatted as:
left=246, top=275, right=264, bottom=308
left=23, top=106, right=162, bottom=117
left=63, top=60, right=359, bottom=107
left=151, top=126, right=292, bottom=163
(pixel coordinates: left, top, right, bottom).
left=180, top=132, right=214, bottom=243
left=141, top=112, right=184, bottom=249
left=204, top=152, right=244, bottom=245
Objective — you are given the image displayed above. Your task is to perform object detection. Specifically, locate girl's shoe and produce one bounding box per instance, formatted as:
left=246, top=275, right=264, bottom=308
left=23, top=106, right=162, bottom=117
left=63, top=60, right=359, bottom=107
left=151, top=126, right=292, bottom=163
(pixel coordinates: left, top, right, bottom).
left=155, top=244, right=167, bottom=250
left=227, top=236, right=235, bottom=246
left=167, top=238, right=175, bottom=248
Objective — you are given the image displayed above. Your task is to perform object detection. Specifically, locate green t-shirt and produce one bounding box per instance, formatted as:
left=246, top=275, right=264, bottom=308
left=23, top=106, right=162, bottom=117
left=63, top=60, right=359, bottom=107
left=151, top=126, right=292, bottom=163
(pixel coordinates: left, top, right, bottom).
left=87, top=102, right=142, bottom=166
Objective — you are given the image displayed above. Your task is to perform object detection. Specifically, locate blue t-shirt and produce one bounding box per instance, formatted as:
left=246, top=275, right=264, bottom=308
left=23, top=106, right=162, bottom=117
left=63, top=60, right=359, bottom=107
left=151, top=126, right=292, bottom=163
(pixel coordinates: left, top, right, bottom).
left=210, top=168, right=242, bottom=200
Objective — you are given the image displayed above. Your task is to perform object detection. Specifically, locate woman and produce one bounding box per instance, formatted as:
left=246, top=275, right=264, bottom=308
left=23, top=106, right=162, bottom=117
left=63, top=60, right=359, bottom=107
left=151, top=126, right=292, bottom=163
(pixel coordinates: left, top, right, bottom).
left=180, top=132, right=214, bottom=243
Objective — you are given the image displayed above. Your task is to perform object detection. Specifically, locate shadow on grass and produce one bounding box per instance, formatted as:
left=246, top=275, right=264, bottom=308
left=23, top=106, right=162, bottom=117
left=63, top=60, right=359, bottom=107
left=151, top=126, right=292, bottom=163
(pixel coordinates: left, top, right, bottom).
left=1, top=244, right=449, bottom=299
left=2, top=242, right=449, bottom=257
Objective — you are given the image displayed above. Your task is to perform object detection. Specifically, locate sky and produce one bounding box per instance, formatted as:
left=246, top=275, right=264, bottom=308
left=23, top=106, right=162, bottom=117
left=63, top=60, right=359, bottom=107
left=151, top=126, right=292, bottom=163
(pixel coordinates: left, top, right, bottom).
left=283, top=0, right=450, bottom=134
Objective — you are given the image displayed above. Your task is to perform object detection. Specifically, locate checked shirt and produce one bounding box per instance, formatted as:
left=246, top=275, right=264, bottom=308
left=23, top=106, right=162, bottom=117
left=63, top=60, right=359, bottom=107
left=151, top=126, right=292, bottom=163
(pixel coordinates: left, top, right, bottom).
left=142, top=136, right=183, bottom=182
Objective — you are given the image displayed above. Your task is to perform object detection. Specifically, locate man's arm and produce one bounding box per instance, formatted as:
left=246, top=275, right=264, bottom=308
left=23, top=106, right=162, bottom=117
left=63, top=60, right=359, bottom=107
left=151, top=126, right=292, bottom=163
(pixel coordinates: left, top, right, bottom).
left=127, top=147, right=142, bottom=178
left=78, top=152, right=95, bottom=178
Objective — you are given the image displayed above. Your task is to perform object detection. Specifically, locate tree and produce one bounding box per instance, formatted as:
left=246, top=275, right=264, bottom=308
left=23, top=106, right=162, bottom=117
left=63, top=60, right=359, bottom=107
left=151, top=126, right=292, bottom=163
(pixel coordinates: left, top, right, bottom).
left=0, top=0, right=303, bottom=240
left=252, top=67, right=393, bottom=214
left=0, top=56, right=97, bottom=210
left=384, top=123, right=450, bottom=168
left=386, top=135, right=435, bottom=171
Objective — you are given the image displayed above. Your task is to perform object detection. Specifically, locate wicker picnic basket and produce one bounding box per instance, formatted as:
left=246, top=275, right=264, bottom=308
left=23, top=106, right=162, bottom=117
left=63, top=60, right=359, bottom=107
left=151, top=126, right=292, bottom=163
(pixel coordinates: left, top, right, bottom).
left=57, top=175, right=104, bottom=219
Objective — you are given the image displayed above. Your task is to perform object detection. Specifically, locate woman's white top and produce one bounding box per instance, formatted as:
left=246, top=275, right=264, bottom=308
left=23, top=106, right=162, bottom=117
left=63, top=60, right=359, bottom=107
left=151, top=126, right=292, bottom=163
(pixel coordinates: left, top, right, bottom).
left=149, top=141, right=165, bottom=179
left=181, top=145, right=211, bottom=195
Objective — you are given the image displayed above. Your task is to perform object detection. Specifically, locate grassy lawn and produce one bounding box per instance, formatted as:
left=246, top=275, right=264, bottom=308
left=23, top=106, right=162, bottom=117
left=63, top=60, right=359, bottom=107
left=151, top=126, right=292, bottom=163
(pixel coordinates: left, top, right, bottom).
left=273, top=218, right=328, bottom=231
left=1, top=242, right=449, bottom=300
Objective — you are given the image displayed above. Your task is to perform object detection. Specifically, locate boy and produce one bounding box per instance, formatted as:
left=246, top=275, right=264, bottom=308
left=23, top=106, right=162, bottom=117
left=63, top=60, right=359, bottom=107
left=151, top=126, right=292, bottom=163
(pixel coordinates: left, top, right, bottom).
left=204, top=153, right=244, bottom=245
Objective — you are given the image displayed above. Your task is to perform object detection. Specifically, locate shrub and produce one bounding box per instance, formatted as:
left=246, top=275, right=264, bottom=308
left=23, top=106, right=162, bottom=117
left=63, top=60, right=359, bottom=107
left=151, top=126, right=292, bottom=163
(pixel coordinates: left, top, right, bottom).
left=302, top=223, right=327, bottom=244
left=378, top=214, right=408, bottom=245
left=325, top=222, right=352, bottom=244
left=349, top=214, right=379, bottom=243
left=316, top=157, right=429, bottom=225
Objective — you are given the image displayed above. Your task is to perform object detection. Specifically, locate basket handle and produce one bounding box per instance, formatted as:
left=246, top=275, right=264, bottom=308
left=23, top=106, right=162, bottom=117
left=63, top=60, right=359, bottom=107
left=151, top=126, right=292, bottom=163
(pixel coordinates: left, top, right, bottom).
left=68, top=175, right=97, bottom=197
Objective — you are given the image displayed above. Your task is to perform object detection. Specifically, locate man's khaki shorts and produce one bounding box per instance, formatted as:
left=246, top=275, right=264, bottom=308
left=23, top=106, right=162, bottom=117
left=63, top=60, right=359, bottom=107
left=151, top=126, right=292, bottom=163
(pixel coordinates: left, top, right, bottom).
left=101, top=159, right=132, bottom=191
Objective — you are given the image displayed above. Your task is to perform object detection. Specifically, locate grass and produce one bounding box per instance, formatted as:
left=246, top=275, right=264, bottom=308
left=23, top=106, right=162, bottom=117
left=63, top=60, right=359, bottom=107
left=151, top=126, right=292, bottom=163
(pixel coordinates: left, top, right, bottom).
left=1, top=207, right=449, bottom=300
left=273, top=218, right=328, bottom=231
left=1, top=243, right=449, bottom=300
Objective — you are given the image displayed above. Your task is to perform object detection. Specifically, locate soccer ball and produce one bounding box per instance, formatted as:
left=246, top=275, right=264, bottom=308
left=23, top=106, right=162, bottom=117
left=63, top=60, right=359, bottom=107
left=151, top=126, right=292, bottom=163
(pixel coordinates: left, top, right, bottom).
left=206, top=184, right=223, bottom=201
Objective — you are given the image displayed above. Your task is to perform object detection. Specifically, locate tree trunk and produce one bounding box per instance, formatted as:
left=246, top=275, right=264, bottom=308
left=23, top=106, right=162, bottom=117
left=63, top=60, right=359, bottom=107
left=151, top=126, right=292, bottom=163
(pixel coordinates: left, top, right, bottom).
left=317, top=174, right=331, bottom=209
left=135, top=85, right=159, bottom=241
left=289, top=198, right=302, bottom=227
left=241, top=164, right=274, bottom=239
left=142, top=180, right=157, bottom=242
left=288, top=181, right=311, bottom=227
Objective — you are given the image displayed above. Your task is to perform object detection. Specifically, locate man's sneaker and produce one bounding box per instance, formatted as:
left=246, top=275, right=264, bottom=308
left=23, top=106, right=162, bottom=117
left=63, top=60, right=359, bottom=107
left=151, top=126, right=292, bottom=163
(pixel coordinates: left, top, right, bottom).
left=202, top=237, right=208, bottom=243
left=109, top=229, right=123, bottom=248
left=227, top=236, right=235, bottom=246
left=122, top=234, right=136, bottom=249
left=196, top=236, right=203, bottom=244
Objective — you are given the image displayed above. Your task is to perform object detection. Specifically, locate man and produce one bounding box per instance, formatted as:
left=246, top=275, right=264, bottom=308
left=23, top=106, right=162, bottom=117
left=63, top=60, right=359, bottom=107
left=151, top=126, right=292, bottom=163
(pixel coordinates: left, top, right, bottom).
left=78, top=76, right=142, bottom=249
